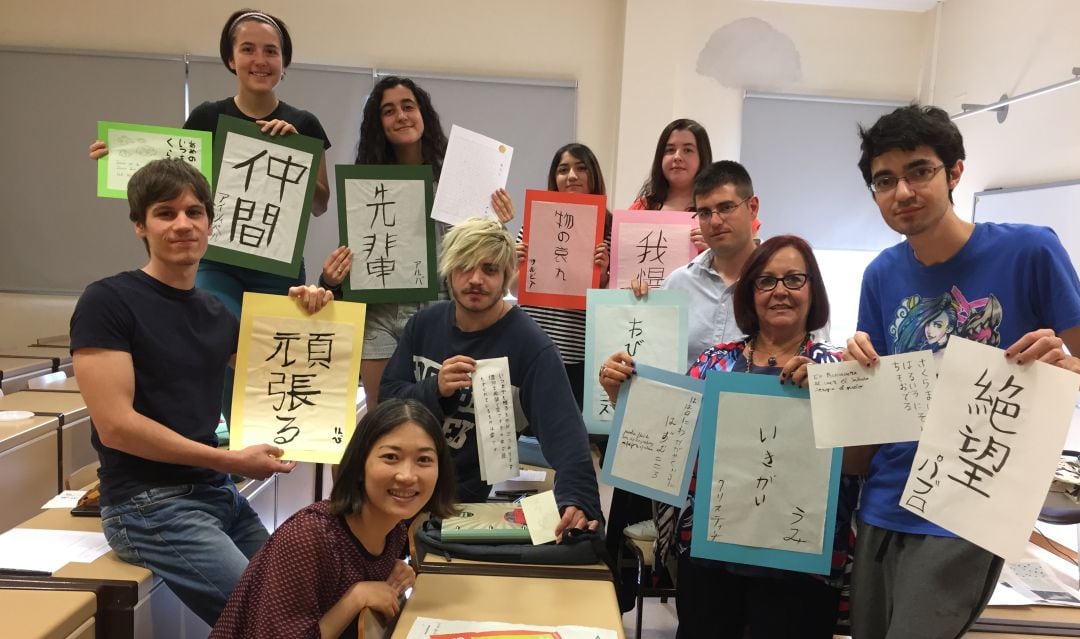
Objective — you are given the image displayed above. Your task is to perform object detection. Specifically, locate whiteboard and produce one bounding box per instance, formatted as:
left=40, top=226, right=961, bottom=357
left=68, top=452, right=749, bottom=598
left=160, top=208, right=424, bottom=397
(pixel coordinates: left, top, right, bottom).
left=973, top=179, right=1080, bottom=273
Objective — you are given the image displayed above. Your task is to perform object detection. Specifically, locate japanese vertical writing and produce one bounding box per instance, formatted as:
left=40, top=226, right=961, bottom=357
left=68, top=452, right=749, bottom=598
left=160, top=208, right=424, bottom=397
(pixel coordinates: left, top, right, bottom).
left=893, top=357, right=933, bottom=423
left=265, top=330, right=333, bottom=444
left=342, top=175, right=432, bottom=294
left=947, top=369, right=1022, bottom=498
left=635, top=229, right=669, bottom=288
left=471, top=358, right=520, bottom=484
left=551, top=209, right=574, bottom=284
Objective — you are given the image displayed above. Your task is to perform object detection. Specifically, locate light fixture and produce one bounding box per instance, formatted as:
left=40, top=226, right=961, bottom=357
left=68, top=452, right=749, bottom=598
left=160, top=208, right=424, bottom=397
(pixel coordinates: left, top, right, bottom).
left=951, top=67, right=1080, bottom=122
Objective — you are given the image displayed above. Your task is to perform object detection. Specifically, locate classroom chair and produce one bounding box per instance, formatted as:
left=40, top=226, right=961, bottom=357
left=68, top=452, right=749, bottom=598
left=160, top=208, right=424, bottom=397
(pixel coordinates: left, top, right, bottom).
left=620, top=534, right=676, bottom=639
left=1038, top=449, right=1080, bottom=587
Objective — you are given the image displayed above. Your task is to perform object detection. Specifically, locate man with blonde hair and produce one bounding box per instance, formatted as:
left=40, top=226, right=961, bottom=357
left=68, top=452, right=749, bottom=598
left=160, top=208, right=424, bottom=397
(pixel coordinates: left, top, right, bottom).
left=381, top=218, right=602, bottom=538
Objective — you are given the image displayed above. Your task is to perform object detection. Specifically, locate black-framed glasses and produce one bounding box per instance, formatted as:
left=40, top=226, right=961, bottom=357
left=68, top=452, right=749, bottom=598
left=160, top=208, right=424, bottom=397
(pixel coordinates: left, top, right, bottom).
left=753, top=273, right=809, bottom=292
left=870, top=164, right=945, bottom=193
left=694, top=196, right=751, bottom=219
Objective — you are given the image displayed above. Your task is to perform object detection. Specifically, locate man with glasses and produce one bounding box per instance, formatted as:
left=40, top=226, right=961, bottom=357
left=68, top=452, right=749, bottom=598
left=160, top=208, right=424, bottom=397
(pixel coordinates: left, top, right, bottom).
left=845, top=104, right=1080, bottom=637
left=630, top=160, right=761, bottom=369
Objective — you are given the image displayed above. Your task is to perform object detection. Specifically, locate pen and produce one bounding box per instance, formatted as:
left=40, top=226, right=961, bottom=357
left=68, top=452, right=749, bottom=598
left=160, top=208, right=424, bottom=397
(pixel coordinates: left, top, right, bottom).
left=0, top=568, right=53, bottom=577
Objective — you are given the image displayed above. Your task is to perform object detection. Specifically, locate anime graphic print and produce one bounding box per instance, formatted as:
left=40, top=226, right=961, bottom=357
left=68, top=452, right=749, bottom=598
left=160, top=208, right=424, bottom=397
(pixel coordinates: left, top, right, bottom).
left=890, top=285, right=1003, bottom=352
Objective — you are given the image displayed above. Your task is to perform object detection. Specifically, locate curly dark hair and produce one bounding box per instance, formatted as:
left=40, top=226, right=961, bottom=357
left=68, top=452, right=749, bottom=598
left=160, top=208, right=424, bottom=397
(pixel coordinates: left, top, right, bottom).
left=356, top=76, right=449, bottom=179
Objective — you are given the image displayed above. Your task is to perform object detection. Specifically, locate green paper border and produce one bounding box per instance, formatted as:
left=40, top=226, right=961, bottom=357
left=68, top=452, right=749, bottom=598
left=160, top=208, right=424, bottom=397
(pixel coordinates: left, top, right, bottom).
left=96, top=121, right=213, bottom=199
left=335, top=164, right=438, bottom=303
left=204, top=114, right=323, bottom=279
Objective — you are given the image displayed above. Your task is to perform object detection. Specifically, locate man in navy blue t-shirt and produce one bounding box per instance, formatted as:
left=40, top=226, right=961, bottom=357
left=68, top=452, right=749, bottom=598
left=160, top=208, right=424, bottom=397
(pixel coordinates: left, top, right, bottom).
left=844, top=105, right=1080, bottom=638
left=70, top=159, right=330, bottom=626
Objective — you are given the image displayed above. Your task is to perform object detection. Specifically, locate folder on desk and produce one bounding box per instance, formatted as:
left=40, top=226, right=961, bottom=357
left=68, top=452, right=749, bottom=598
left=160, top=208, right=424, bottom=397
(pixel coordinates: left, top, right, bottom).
left=441, top=503, right=531, bottom=543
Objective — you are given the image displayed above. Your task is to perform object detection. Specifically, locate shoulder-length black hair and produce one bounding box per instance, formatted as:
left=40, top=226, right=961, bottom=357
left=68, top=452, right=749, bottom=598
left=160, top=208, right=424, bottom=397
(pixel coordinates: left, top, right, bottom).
left=635, top=118, right=713, bottom=210
left=355, top=76, right=449, bottom=179
left=329, top=398, right=456, bottom=519
left=732, top=235, right=830, bottom=337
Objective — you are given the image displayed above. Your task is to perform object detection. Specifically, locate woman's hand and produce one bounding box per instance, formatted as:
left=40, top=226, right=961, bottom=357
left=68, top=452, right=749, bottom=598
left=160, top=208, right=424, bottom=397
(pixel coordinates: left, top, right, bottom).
left=515, top=242, right=528, bottom=264
left=491, top=188, right=515, bottom=224
left=322, top=246, right=353, bottom=287
left=89, top=140, right=108, bottom=160
left=256, top=119, right=298, bottom=136
left=779, top=355, right=815, bottom=388
left=385, top=559, right=415, bottom=595
left=599, top=351, right=635, bottom=406
left=349, top=581, right=401, bottom=618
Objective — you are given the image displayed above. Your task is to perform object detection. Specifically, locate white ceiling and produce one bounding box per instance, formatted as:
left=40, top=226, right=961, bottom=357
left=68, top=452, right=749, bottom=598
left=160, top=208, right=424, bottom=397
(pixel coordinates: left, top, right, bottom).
left=754, top=0, right=942, bottom=12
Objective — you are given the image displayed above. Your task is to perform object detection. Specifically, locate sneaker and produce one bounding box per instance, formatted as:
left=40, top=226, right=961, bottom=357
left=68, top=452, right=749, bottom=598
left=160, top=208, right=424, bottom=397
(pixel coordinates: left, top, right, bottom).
left=623, top=519, right=657, bottom=541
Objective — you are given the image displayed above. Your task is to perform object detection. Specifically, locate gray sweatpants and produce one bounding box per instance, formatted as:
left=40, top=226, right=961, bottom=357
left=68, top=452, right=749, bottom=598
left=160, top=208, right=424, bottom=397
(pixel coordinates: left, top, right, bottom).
left=851, top=520, right=1003, bottom=638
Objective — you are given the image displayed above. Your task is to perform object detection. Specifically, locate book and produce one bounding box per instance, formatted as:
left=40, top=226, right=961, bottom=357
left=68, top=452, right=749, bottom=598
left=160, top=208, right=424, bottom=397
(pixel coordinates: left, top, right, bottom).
left=441, top=503, right=531, bottom=543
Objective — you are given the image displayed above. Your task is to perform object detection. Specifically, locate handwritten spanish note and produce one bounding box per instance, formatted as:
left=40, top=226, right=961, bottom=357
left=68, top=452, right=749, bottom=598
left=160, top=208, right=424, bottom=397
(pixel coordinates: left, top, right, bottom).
left=609, top=210, right=697, bottom=290
left=206, top=116, right=323, bottom=277
left=338, top=164, right=437, bottom=303
left=97, top=121, right=213, bottom=199
left=809, top=350, right=935, bottom=448
left=900, top=337, right=1079, bottom=561
left=232, top=293, right=365, bottom=464
left=692, top=372, right=841, bottom=575
left=518, top=190, right=606, bottom=310
left=601, top=365, right=703, bottom=506
left=472, top=357, right=520, bottom=484
left=583, top=289, right=689, bottom=435
left=430, top=125, right=513, bottom=225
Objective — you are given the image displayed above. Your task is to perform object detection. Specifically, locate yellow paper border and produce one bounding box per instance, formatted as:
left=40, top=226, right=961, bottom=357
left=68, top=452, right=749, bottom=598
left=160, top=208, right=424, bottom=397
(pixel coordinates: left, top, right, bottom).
left=232, top=292, right=366, bottom=463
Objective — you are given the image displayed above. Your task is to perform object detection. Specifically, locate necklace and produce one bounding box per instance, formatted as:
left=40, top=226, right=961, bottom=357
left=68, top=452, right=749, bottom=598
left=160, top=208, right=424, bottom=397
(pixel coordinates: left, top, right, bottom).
left=745, top=333, right=810, bottom=372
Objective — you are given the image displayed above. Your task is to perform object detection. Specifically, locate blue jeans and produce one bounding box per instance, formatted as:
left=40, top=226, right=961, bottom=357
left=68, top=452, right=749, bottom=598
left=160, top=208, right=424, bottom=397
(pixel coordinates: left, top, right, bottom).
left=100, top=481, right=270, bottom=626
left=196, top=259, right=306, bottom=432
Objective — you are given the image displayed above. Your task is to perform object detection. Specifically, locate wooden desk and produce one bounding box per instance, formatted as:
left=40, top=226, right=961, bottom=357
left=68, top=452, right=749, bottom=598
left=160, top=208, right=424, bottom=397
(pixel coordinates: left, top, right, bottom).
left=0, top=356, right=53, bottom=394
left=0, top=345, right=73, bottom=376
left=36, top=335, right=72, bottom=348
left=0, top=589, right=96, bottom=639
left=971, top=604, right=1080, bottom=637
left=391, top=573, right=626, bottom=639
left=0, top=391, right=95, bottom=492
left=27, top=376, right=81, bottom=393
left=0, top=415, right=60, bottom=533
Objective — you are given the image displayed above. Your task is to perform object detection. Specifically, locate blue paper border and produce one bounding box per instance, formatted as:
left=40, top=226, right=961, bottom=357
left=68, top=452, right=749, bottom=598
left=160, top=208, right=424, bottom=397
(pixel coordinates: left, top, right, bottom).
left=583, top=289, right=690, bottom=435
left=600, top=364, right=704, bottom=506
left=691, top=371, right=842, bottom=575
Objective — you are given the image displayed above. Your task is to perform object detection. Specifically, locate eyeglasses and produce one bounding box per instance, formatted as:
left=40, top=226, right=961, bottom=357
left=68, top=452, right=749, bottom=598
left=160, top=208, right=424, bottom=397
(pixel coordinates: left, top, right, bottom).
left=753, top=273, right=809, bottom=292
left=870, top=165, right=945, bottom=193
left=694, top=197, right=751, bottom=219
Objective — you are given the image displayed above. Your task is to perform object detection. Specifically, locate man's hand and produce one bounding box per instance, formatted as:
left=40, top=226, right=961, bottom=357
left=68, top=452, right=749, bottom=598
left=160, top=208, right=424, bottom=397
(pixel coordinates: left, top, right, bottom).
left=554, top=505, right=599, bottom=542
left=288, top=284, right=333, bottom=314
left=438, top=355, right=477, bottom=398
left=226, top=444, right=296, bottom=480
left=1005, top=328, right=1067, bottom=366
left=843, top=331, right=880, bottom=367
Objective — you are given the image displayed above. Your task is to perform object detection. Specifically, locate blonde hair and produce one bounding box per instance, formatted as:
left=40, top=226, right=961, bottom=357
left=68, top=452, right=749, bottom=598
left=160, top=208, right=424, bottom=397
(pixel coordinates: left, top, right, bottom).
left=440, top=218, right=516, bottom=294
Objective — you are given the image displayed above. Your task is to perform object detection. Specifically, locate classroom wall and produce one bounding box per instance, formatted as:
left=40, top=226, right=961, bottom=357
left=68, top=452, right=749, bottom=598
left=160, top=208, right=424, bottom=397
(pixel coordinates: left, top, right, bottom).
left=0, top=0, right=626, bottom=197
left=927, top=0, right=1080, bottom=218
left=612, top=0, right=932, bottom=208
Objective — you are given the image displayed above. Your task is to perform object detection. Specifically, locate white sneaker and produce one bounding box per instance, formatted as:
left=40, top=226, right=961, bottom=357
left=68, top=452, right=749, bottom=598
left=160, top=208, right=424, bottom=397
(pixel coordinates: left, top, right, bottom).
left=623, top=519, right=657, bottom=541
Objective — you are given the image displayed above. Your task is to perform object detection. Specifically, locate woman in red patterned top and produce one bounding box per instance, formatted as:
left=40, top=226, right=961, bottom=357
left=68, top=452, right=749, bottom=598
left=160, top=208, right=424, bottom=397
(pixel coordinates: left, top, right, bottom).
left=211, top=399, right=457, bottom=639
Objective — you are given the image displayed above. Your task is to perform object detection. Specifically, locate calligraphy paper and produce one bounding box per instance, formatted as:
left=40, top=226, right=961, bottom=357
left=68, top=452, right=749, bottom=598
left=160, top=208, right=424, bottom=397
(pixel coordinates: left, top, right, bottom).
left=97, top=121, right=212, bottom=199
left=337, top=164, right=437, bottom=303
left=205, top=115, right=323, bottom=278
left=601, top=365, right=703, bottom=506
left=609, top=210, right=697, bottom=290
left=809, top=350, right=936, bottom=448
left=408, top=618, right=618, bottom=639
left=430, top=125, right=513, bottom=225
left=232, top=292, right=365, bottom=464
left=520, top=490, right=560, bottom=545
left=518, top=190, right=605, bottom=310
left=900, top=337, right=1079, bottom=561
left=472, top=357, right=520, bottom=484
left=692, top=372, right=842, bottom=574
left=583, top=289, right=689, bottom=434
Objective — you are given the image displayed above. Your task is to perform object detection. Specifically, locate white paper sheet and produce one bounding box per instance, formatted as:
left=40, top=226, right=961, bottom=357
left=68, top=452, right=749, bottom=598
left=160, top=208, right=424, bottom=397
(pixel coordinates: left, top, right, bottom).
left=106, top=128, right=207, bottom=192
left=809, top=350, right=935, bottom=448
left=609, top=377, right=701, bottom=500
left=430, top=125, right=513, bottom=225
left=520, top=490, right=559, bottom=545
left=40, top=490, right=87, bottom=510
left=406, top=617, right=619, bottom=639
left=210, top=132, right=313, bottom=263
left=472, top=357, right=519, bottom=484
left=990, top=561, right=1080, bottom=607
left=0, top=529, right=111, bottom=573
left=707, top=393, right=831, bottom=554
left=343, top=178, right=431, bottom=291
left=587, top=304, right=685, bottom=425
left=900, top=337, right=1080, bottom=561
